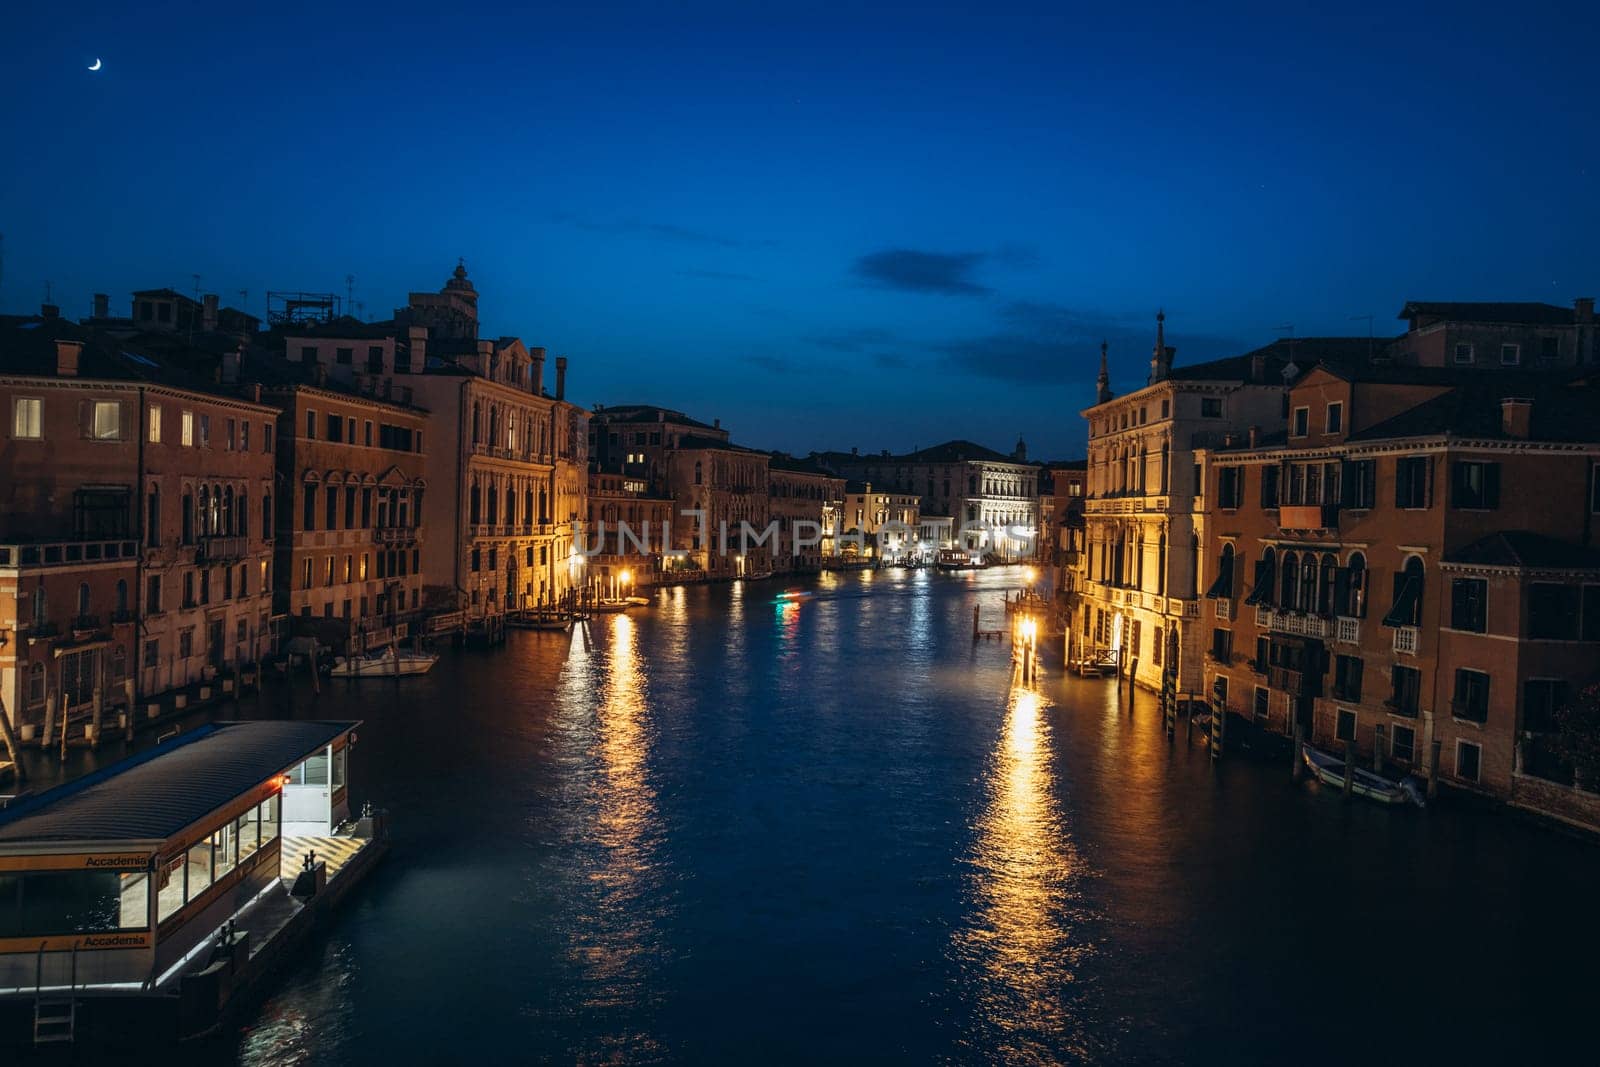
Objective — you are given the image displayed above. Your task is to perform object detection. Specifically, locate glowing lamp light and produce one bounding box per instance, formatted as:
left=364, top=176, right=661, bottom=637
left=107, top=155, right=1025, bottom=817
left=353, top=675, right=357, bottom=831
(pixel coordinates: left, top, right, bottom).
left=270, top=774, right=291, bottom=789
left=620, top=569, right=632, bottom=585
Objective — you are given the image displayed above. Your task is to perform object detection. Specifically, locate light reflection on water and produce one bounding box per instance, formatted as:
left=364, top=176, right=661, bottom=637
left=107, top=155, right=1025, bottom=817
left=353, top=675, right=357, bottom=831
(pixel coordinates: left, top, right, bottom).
left=952, top=684, right=1092, bottom=1063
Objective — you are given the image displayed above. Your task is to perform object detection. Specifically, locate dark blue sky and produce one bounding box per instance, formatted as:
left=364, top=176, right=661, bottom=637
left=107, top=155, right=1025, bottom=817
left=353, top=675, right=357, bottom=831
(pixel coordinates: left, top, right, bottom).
left=4, top=2, right=1597, bottom=458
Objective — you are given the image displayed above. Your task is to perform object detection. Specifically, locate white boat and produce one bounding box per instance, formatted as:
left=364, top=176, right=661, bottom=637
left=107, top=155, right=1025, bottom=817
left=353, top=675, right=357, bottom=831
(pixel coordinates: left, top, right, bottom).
left=624, top=596, right=651, bottom=607
left=934, top=549, right=986, bottom=572
left=328, top=647, right=439, bottom=677
left=1302, top=746, right=1425, bottom=807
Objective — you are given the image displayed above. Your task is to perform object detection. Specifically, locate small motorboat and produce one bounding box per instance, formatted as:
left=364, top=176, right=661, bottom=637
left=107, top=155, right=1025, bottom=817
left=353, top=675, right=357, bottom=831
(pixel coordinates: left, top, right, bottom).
left=1302, top=746, right=1426, bottom=807
left=508, top=611, right=573, bottom=631
left=934, top=549, right=986, bottom=572
left=328, top=647, right=439, bottom=678
left=624, top=596, right=651, bottom=606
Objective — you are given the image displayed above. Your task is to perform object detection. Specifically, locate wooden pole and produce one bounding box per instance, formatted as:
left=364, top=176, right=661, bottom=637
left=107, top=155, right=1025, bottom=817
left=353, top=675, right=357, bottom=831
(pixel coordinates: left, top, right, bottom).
left=90, top=685, right=104, bottom=749
left=1342, top=739, right=1356, bottom=799
left=1291, top=715, right=1304, bottom=781
left=58, top=692, right=69, bottom=762
left=0, top=692, right=25, bottom=783
left=972, top=605, right=979, bottom=643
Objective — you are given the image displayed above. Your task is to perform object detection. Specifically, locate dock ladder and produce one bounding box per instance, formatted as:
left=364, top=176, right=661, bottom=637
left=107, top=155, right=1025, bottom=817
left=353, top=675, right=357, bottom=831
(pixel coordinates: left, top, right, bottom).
left=32, top=941, right=78, bottom=1046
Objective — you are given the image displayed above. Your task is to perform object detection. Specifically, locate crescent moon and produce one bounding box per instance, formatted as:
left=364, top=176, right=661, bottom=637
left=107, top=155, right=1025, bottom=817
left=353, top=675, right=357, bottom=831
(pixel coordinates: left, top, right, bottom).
left=88, top=58, right=102, bottom=71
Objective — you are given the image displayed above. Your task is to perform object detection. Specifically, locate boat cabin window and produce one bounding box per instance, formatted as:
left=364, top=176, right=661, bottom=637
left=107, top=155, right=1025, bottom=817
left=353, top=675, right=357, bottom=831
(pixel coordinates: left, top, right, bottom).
left=156, top=794, right=281, bottom=923
left=290, top=751, right=329, bottom=786
left=0, top=868, right=150, bottom=938
left=332, top=747, right=347, bottom=791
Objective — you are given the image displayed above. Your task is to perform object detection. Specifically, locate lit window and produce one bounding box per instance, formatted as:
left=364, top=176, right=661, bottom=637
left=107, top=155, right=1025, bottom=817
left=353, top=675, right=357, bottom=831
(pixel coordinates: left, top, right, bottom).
left=148, top=404, right=162, bottom=442
left=12, top=396, right=42, bottom=438
left=92, top=401, right=122, bottom=440
left=181, top=410, right=195, bottom=446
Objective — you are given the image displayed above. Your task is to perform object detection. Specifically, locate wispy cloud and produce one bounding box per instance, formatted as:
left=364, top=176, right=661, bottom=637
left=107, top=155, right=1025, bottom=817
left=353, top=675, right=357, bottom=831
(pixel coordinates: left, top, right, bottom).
left=939, top=301, right=1245, bottom=384
left=550, top=211, right=774, bottom=249
left=853, top=249, right=991, bottom=295
left=850, top=243, right=1040, bottom=296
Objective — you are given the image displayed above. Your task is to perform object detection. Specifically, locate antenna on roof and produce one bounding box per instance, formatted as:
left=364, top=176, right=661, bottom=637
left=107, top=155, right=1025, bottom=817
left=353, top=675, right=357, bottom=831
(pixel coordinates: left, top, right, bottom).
left=1275, top=323, right=1299, bottom=381
left=346, top=274, right=355, bottom=318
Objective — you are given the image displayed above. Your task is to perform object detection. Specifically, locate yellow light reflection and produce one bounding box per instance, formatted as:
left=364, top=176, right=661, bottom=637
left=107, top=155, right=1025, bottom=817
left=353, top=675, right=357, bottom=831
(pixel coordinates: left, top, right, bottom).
left=955, top=685, right=1088, bottom=1059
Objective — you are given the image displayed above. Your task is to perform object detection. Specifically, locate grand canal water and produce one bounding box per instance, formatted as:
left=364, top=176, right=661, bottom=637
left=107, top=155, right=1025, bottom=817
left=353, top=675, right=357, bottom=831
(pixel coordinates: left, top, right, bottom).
left=39, top=568, right=1596, bottom=1062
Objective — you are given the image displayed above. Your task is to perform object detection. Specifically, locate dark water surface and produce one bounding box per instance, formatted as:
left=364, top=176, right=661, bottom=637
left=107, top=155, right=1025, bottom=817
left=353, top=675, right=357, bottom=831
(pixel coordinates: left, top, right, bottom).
left=60, top=568, right=1593, bottom=1063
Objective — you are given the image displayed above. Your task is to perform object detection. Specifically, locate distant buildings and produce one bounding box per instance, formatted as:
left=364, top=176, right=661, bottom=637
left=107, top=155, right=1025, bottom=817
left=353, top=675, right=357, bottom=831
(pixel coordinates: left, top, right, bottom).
left=817, top=439, right=1040, bottom=560
left=838, top=482, right=921, bottom=561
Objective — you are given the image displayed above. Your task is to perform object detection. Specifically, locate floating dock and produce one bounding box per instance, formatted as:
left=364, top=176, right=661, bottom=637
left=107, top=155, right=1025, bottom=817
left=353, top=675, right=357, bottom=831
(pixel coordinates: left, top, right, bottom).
left=0, top=720, right=386, bottom=1048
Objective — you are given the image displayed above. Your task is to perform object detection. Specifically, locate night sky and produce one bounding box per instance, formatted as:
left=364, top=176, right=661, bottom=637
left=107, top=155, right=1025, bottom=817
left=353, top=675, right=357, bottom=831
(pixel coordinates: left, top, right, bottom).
left=3, top=2, right=1596, bottom=459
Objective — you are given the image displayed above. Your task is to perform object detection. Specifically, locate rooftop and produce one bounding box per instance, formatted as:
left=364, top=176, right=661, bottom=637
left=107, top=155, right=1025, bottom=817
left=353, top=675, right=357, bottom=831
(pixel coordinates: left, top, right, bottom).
left=1399, top=301, right=1577, bottom=327
left=0, top=721, right=358, bottom=847
left=1443, top=531, right=1600, bottom=571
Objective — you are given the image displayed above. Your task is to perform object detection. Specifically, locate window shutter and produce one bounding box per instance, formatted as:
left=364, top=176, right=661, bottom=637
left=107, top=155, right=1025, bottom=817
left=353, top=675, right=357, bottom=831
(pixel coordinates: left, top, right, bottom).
left=1394, top=460, right=1406, bottom=508
left=1424, top=456, right=1435, bottom=508
left=1484, top=463, right=1500, bottom=509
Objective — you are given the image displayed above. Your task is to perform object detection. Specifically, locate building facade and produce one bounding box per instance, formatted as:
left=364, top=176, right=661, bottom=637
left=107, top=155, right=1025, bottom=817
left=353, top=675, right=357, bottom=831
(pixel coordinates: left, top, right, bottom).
left=0, top=317, right=276, bottom=749
left=1199, top=365, right=1600, bottom=825
left=767, top=456, right=844, bottom=575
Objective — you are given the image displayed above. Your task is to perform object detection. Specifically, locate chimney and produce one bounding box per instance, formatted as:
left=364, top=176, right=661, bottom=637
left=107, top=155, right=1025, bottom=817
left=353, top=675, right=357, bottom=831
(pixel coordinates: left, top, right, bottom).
left=1248, top=426, right=1260, bottom=448
left=530, top=346, right=547, bottom=395
left=1222, top=432, right=1236, bottom=448
left=202, top=293, right=219, bottom=332
left=1576, top=297, right=1595, bottom=324
left=55, top=339, right=82, bottom=377
left=221, top=347, right=242, bottom=384
left=555, top=356, right=567, bottom=400
left=1501, top=397, right=1532, bottom=439
left=714, top=417, right=721, bottom=430
left=92, top=293, right=109, bottom=319
left=251, top=383, right=262, bottom=403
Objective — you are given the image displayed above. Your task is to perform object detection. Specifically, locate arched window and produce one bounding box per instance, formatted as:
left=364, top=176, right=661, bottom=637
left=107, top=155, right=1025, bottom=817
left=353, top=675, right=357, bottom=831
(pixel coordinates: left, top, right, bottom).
left=1292, top=556, right=1318, bottom=614
left=115, top=579, right=128, bottom=617
left=181, top=489, right=194, bottom=544
left=1317, top=553, right=1338, bottom=616
left=538, top=488, right=548, bottom=523
left=1219, top=542, right=1235, bottom=597
left=488, top=406, right=499, bottom=445
left=695, top=462, right=704, bottom=486
left=27, top=662, right=46, bottom=706
left=1385, top=556, right=1425, bottom=628
left=1250, top=546, right=1277, bottom=607
left=472, top=402, right=481, bottom=442
left=222, top=486, right=234, bottom=536
left=77, top=582, right=91, bottom=620
left=486, top=479, right=499, bottom=524
left=198, top=485, right=210, bottom=536
left=1281, top=551, right=1299, bottom=611
left=1345, top=552, right=1367, bottom=618
left=469, top=480, right=481, bottom=525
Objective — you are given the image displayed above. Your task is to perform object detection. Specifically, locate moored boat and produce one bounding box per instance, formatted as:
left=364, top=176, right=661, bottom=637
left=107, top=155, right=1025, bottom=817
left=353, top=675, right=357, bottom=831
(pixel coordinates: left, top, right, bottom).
left=508, top=610, right=573, bottom=631
left=934, top=548, right=986, bottom=571
left=624, top=596, right=651, bottom=606
left=328, top=647, right=439, bottom=677
left=1302, top=746, right=1426, bottom=807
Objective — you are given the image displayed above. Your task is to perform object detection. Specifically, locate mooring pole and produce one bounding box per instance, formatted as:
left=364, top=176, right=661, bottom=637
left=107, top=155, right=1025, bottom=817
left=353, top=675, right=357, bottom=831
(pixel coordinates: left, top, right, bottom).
left=1343, top=739, right=1356, bottom=799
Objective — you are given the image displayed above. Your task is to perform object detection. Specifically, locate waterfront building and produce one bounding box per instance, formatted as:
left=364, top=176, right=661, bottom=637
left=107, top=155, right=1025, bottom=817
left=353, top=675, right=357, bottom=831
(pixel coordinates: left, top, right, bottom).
left=586, top=466, right=674, bottom=589
left=257, top=334, right=430, bottom=644
left=402, top=265, right=590, bottom=618
left=663, top=437, right=772, bottom=579
left=838, top=482, right=921, bottom=561
left=1199, top=364, right=1600, bottom=827
left=0, top=313, right=277, bottom=747
left=766, top=455, right=845, bottom=575
left=1039, top=460, right=1087, bottom=603
left=817, top=439, right=1039, bottom=560
left=1077, top=319, right=1378, bottom=692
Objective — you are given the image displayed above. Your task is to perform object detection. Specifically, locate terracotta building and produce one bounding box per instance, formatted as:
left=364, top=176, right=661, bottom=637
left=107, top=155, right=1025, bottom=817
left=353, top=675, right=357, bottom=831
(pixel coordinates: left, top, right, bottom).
left=663, top=437, right=772, bottom=579
left=586, top=466, right=674, bottom=589
left=404, top=266, right=589, bottom=618
left=1199, top=364, right=1600, bottom=826
left=0, top=313, right=276, bottom=748
left=1390, top=299, right=1596, bottom=369
left=767, top=455, right=844, bottom=575
left=1077, top=318, right=1378, bottom=691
